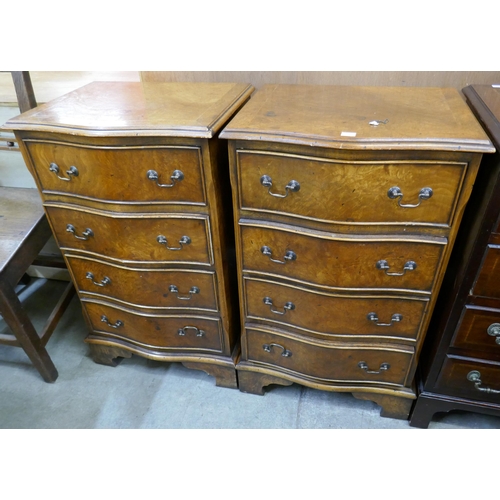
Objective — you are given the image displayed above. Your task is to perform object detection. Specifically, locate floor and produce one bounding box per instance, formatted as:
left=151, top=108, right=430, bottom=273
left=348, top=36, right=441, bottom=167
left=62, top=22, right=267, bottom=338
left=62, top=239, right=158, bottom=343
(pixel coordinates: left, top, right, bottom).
left=1, top=278, right=499, bottom=429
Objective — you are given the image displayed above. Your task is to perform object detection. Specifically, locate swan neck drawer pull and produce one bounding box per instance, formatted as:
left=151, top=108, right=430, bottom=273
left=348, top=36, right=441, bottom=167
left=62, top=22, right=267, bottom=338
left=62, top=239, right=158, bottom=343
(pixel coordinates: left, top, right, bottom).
left=467, top=370, right=500, bottom=394
left=358, top=361, right=390, bottom=374
left=100, top=315, right=123, bottom=329
left=263, top=296, right=295, bottom=315
left=387, top=186, right=433, bottom=208
left=367, top=312, right=403, bottom=327
left=86, top=272, right=111, bottom=287
left=261, top=245, right=297, bottom=264
left=169, top=285, right=200, bottom=300
left=487, top=323, right=500, bottom=345
left=157, top=235, right=191, bottom=251
left=66, top=224, right=94, bottom=240
left=147, top=169, right=184, bottom=188
left=263, top=343, right=292, bottom=357
left=49, top=163, right=79, bottom=181
left=376, top=259, right=417, bottom=276
left=260, top=174, right=300, bottom=198
left=178, top=326, right=205, bottom=337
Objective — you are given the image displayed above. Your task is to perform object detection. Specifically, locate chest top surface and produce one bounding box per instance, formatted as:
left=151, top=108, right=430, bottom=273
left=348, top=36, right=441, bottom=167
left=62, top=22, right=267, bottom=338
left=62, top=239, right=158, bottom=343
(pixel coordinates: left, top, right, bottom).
left=220, top=84, right=494, bottom=153
left=5, top=81, right=254, bottom=138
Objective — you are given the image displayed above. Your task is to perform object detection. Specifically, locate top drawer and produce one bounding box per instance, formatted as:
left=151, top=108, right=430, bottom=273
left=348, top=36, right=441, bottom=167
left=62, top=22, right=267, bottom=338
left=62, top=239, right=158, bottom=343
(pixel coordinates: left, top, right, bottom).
left=24, top=140, right=206, bottom=205
left=236, top=150, right=467, bottom=227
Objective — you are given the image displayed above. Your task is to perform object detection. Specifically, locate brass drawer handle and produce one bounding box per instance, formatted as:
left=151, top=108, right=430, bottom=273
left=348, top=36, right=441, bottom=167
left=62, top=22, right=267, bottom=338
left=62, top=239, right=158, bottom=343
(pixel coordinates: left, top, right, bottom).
left=86, top=272, right=111, bottom=287
left=261, top=245, right=297, bottom=264
left=367, top=312, right=403, bottom=327
left=376, top=259, right=417, bottom=276
left=358, top=361, right=390, bottom=374
left=387, top=186, right=433, bottom=208
left=467, top=370, right=500, bottom=394
left=263, top=296, right=295, bottom=315
left=100, top=315, right=123, bottom=329
left=263, top=343, right=292, bottom=357
left=487, top=323, right=500, bottom=345
left=147, top=169, right=184, bottom=188
left=260, top=175, right=300, bottom=198
left=66, top=224, right=94, bottom=241
left=157, top=235, right=191, bottom=251
left=169, top=285, right=200, bottom=300
left=178, top=326, right=205, bottom=337
left=49, top=162, right=79, bottom=181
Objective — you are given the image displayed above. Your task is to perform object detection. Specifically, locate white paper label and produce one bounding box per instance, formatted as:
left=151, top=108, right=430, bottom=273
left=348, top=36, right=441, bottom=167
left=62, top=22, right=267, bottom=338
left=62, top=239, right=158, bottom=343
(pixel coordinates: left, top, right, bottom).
left=341, top=131, right=357, bottom=137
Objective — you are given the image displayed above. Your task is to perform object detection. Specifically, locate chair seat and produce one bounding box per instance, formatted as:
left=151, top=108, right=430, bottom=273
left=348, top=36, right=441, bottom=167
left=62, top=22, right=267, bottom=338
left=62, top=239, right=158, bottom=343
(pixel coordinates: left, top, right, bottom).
left=0, top=187, right=50, bottom=281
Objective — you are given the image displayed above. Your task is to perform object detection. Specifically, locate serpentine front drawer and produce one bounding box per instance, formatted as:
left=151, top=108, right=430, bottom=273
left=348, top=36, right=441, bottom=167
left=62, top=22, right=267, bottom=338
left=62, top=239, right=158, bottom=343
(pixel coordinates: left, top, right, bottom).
left=244, top=326, right=414, bottom=387
left=236, top=149, right=467, bottom=228
left=240, top=221, right=446, bottom=293
left=24, top=140, right=207, bottom=205
left=67, top=254, right=219, bottom=311
left=46, top=205, right=214, bottom=265
left=244, top=277, right=428, bottom=342
left=84, top=301, right=223, bottom=353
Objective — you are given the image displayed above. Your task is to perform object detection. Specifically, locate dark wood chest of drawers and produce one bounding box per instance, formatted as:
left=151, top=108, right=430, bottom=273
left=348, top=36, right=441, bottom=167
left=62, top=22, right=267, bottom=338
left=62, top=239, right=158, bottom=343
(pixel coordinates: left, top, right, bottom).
left=221, top=84, right=493, bottom=418
left=6, top=81, right=254, bottom=387
left=410, top=84, right=500, bottom=427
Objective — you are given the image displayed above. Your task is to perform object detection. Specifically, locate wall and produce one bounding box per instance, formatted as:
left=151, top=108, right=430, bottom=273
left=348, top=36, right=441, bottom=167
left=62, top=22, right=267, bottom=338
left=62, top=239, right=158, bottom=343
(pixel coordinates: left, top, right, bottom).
left=141, top=71, right=500, bottom=92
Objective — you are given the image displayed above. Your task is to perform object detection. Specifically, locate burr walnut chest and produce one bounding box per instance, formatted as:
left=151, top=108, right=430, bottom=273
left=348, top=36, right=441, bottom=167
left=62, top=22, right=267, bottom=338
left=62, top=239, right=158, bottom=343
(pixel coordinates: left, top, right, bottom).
left=410, top=84, right=500, bottom=427
left=6, top=81, right=254, bottom=387
left=220, top=84, right=494, bottom=418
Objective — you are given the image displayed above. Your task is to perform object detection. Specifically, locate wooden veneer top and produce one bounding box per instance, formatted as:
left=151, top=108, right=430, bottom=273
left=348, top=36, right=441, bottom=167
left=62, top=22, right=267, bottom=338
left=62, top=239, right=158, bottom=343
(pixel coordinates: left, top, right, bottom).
left=220, top=84, right=494, bottom=153
left=5, top=81, right=254, bottom=138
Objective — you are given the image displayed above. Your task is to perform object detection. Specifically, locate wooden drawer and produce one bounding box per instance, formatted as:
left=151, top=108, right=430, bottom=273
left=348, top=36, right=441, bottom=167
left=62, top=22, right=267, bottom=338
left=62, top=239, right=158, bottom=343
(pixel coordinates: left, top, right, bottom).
left=84, top=301, right=223, bottom=352
left=46, top=206, right=213, bottom=265
left=237, top=150, right=466, bottom=227
left=240, top=222, right=446, bottom=293
left=451, top=306, right=500, bottom=356
left=244, top=277, right=428, bottom=341
left=25, top=140, right=206, bottom=205
left=472, top=245, right=500, bottom=299
left=435, top=355, right=500, bottom=403
left=244, top=326, right=414, bottom=386
left=67, top=255, right=218, bottom=311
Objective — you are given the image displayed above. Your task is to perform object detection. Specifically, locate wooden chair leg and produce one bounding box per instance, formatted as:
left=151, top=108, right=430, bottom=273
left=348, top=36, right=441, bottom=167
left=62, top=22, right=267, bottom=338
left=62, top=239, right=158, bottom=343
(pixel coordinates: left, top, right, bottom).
left=40, top=281, right=76, bottom=347
left=0, top=280, right=58, bottom=382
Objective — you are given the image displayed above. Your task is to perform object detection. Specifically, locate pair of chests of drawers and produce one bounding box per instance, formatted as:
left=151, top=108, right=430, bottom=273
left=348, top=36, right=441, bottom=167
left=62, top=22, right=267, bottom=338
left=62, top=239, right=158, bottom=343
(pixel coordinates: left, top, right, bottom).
left=437, top=230, right=500, bottom=402
left=24, top=138, right=225, bottom=354
left=233, top=147, right=467, bottom=385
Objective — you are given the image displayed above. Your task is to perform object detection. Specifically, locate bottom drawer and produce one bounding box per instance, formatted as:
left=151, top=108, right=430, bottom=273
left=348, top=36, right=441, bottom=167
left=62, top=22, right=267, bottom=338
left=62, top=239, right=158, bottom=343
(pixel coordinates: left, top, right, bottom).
left=435, top=356, right=500, bottom=403
left=84, top=301, right=223, bottom=353
left=243, top=326, right=414, bottom=386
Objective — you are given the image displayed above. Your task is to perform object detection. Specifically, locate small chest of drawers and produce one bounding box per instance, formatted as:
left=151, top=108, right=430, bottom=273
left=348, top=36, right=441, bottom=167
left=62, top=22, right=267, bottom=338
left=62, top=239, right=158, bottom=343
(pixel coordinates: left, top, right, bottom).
left=220, top=84, right=493, bottom=418
left=410, top=84, right=500, bottom=427
left=7, top=81, right=254, bottom=388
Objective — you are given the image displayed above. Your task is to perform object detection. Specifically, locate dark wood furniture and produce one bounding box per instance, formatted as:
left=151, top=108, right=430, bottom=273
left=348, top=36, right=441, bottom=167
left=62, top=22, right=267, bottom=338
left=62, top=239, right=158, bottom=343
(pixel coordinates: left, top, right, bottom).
left=6, top=81, right=253, bottom=388
left=410, top=84, right=500, bottom=427
left=221, top=84, right=494, bottom=418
